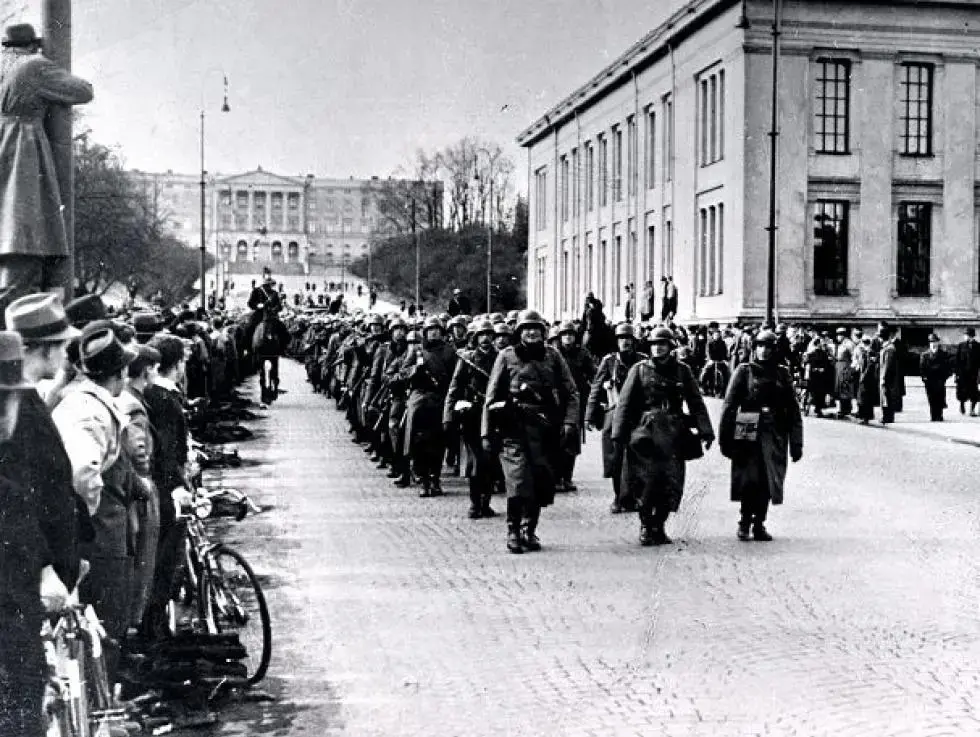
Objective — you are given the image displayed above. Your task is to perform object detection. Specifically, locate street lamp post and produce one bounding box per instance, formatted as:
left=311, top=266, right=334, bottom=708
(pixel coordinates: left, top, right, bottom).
left=412, top=187, right=420, bottom=310
left=473, top=150, right=497, bottom=314
left=199, top=74, right=230, bottom=312
left=764, top=0, right=781, bottom=327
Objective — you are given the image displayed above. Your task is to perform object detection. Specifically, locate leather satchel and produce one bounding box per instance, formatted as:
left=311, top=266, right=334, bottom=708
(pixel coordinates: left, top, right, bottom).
left=733, top=411, right=760, bottom=442
left=677, top=414, right=704, bottom=461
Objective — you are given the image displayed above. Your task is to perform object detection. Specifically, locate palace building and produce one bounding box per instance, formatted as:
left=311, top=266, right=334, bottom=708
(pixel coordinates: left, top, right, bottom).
left=129, top=168, right=442, bottom=304
left=517, top=0, right=980, bottom=339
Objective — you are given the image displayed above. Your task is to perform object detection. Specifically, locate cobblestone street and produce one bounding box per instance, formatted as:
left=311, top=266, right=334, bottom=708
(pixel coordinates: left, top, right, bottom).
left=207, top=359, right=980, bottom=737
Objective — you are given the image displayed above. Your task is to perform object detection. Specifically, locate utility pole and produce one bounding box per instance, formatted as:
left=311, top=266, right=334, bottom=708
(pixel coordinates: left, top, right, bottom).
left=43, top=0, right=74, bottom=300
left=412, top=191, right=420, bottom=309
left=765, top=0, right=782, bottom=328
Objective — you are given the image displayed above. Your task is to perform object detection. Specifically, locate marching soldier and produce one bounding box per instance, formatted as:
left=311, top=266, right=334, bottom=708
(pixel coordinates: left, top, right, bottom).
left=555, top=320, right=596, bottom=492
left=444, top=318, right=498, bottom=519
left=612, top=327, right=714, bottom=546
left=399, top=316, right=457, bottom=496
left=585, top=322, right=647, bottom=514
left=482, top=309, right=579, bottom=554
left=493, top=321, right=512, bottom=351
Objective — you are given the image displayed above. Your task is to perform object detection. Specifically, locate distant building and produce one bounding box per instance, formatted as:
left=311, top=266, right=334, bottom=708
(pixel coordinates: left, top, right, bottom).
left=128, top=167, right=443, bottom=305
left=518, top=0, right=980, bottom=340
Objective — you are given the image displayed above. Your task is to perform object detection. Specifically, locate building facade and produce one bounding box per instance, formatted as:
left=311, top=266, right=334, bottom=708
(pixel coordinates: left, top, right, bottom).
left=129, top=168, right=442, bottom=304
left=518, top=0, right=980, bottom=340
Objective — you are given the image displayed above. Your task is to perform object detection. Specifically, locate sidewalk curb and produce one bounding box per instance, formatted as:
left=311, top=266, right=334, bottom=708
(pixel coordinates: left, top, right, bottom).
left=810, top=415, right=980, bottom=449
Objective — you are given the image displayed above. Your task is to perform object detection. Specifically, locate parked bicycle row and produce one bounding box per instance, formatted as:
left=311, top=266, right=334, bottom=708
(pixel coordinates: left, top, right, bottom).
left=0, top=290, right=274, bottom=737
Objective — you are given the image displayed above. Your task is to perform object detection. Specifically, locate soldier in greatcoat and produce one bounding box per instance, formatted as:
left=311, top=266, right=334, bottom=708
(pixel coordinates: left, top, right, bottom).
left=555, top=320, right=596, bottom=492
left=920, top=333, right=951, bottom=422
left=612, top=327, right=714, bottom=546
left=444, top=318, right=498, bottom=518
left=400, top=316, right=457, bottom=496
left=482, top=310, right=579, bottom=554
left=719, top=329, right=803, bottom=542
left=585, top=322, right=647, bottom=513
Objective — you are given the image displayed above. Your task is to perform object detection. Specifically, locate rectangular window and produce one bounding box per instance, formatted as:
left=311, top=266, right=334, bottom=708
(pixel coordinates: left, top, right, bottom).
left=535, top=255, right=547, bottom=308
left=586, top=143, right=595, bottom=212
left=663, top=96, right=674, bottom=182
left=572, top=236, right=580, bottom=312
left=560, top=156, right=569, bottom=223
left=560, top=245, right=569, bottom=312
left=709, top=206, right=717, bottom=295
left=717, top=203, right=724, bottom=294
left=700, top=80, right=709, bottom=167
left=900, top=63, right=933, bottom=156
left=663, top=220, right=673, bottom=276
left=571, top=148, right=580, bottom=217
left=586, top=242, right=594, bottom=293
left=612, top=126, right=623, bottom=202
left=599, top=135, right=609, bottom=207
left=535, top=168, right=548, bottom=231
left=614, top=235, right=623, bottom=305
left=628, top=230, right=637, bottom=289
left=647, top=225, right=656, bottom=282
left=627, top=116, right=637, bottom=197
left=814, top=59, right=851, bottom=154
left=813, top=200, right=849, bottom=295
left=896, top=202, right=931, bottom=295
left=699, top=208, right=708, bottom=296
left=600, top=239, right=608, bottom=303
left=710, top=75, right=718, bottom=163
left=719, top=70, right=725, bottom=160
left=646, top=108, right=656, bottom=189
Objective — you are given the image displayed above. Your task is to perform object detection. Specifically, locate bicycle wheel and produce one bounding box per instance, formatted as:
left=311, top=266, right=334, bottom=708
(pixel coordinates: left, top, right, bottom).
left=199, top=545, right=272, bottom=685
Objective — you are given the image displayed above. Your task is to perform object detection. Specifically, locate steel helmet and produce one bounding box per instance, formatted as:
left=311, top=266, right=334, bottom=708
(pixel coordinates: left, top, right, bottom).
left=515, top=309, right=547, bottom=333
left=649, top=326, right=675, bottom=344
left=548, top=325, right=561, bottom=340
left=448, top=315, right=468, bottom=329
left=388, top=317, right=408, bottom=332
left=490, top=312, right=506, bottom=324
left=558, top=320, right=577, bottom=335
left=506, top=310, right=520, bottom=323
left=754, top=329, right=778, bottom=346
left=614, top=322, right=636, bottom=338
left=494, top=322, right=513, bottom=336
left=423, top=315, right=445, bottom=331
left=366, top=313, right=385, bottom=328
left=472, top=317, right=495, bottom=335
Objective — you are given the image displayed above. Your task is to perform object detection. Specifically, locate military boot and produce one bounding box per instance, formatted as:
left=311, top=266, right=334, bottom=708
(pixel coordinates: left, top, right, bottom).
left=480, top=494, right=496, bottom=518
left=521, top=506, right=541, bottom=552
left=651, top=511, right=672, bottom=545
left=639, top=516, right=656, bottom=547
left=507, top=525, right=524, bottom=554
left=752, top=522, right=773, bottom=542
left=737, top=519, right=752, bottom=541
left=393, top=470, right=412, bottom=488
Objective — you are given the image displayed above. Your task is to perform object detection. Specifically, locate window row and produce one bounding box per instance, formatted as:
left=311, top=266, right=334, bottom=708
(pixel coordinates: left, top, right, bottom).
left=813, top=59, right=934, bottom=156
left=698, top=203, right=724, bottom=297
left=812, top=199, right=932, bottom=297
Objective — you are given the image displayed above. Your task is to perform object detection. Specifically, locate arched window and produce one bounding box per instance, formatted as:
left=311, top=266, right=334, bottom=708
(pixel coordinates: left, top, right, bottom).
left=287, top=241, right=299, bottom=261
left=236, top=239, right=248, bottom=256
left=271, top=240, right=283, bottom=263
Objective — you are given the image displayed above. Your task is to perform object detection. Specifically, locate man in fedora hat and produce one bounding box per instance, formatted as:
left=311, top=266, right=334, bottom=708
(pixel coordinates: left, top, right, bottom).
left=0, top=23, right=93, bottom=316
left=0, top=331, right=54, bottom=737
left=921, top=333, right=952, bottom=422
left=2, top=293, right=87, bottom=609
left=51, top=321, right=138, bottom=681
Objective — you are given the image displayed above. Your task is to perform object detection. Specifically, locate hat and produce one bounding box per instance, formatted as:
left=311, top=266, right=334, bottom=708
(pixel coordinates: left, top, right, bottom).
left=65, top=294, right=107, bottom=328
left=2, top=23, right=42, bottom=48
left=836, top=327, right=847, bottom=335
left=132, top=312, right=161, bottom=341
left=965, top=327, right=976, bottom=338
left=128, top=345, right=162, bottom=377
left=5, top=293, right=80, bottom=342
left=78, top=322, right=138, bottom=378
left=148, top=334, right=185, bottom=372
left=754, top=329, right=778, bottom=346
left=453, top=288, right=461, bottom=295
left=928, top=333, right=941, bottom=343
left=0, top=331, right=31, bottom=390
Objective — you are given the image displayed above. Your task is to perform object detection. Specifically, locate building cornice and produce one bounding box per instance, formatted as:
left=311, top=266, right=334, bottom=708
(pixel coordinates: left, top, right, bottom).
left=516, top=0, right=740, bottom=149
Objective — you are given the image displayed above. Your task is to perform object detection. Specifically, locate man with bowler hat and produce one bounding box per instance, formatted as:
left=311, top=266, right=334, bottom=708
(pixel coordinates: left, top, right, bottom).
left=0, top=24, right=93, bottom=315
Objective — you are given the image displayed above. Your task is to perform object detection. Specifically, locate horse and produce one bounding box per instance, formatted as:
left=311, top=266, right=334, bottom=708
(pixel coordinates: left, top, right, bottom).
left=251, top=308, right=289, bottom=405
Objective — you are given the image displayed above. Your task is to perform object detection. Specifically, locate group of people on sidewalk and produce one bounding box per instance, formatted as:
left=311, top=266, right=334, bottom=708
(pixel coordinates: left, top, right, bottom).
left=0, top=290, right=251, bottom=737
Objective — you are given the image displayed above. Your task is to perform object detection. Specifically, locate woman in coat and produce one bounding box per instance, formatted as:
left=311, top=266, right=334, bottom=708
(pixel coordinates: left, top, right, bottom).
left=612, top=327, right=714, bottom=547
left=853, top=337, right=878, bottom=424
left=719, top=329, right=803, bottom=541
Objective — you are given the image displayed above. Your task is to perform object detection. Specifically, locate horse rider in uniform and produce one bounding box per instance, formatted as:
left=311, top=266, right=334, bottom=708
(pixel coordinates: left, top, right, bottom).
left=482, top=309, right=579, bottom=554
left=586, top=322, right=647, bottom=514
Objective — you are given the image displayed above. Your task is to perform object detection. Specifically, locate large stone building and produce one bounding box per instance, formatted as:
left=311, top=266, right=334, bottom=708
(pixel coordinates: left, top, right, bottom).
left=129, top=168, right=442, bottom=305
left=518, top=0, right=980, bottom=340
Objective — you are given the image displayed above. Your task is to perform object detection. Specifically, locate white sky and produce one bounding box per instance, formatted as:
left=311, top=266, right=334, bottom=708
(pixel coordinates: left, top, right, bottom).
left=51, top=0, right=690, bottom=186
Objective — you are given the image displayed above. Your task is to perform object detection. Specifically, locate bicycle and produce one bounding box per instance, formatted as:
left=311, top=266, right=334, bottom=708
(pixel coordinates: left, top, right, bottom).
left=167, top=493, right=272, bottom=686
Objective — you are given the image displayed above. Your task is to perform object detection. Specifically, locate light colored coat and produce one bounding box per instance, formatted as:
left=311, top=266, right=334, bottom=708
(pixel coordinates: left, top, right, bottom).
left=0, top=54, right=92, bottom=256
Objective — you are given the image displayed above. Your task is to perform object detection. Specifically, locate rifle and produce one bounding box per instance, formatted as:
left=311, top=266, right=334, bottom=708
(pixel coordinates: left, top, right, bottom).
left=455, top=350, right=491, bottom=379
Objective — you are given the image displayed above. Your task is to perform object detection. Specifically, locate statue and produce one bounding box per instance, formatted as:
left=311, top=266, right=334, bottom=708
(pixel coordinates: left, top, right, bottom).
left=0, top=24, right=93, bottom=313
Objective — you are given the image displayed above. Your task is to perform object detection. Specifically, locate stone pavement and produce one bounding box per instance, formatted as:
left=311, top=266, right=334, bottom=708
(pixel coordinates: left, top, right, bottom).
left=201, top=359, right=980, bottom=737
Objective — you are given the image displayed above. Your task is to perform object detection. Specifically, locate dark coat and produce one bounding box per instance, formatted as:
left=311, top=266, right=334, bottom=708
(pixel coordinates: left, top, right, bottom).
left=144, top=383, right=187, bottom=529
left=854, top=345, right=880, bottom=411
left=0, top=474, right=46, bottom=634
left=719, top=360, right=803, bottom=505
left=0, top=388, right=87, bottom=587
left=401, top=339, right=457, bottom=457
left=444, top=346, right=497, bottom=477
left=559, top=344, right=596, bottom=454
left=879, top=341, right=902, bottom=412
left=482, top=343, right=579, bottom=504
left=920, top=348, right=951, bottom=408
left=955, top=339, right=980, bottom=402
left=611, top=356, right=714, bottom=512
left=586, top=350, right=645, bottom=477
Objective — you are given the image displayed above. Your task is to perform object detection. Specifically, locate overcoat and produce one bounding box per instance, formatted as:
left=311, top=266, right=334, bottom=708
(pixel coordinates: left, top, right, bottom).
left=585, top=350, right=645, bottom=477
left=611, top=355, right=714, bottom=512
left=954, top=339, right=980, bottom=402
left=481, top=343, right=579, bottom=505
left=853, top=344, right=880, bottom=411
left=401, top=339, right=457, bottom=457
left=879, top=340, right=902, bottom=412
left=719, top=360, right=803, bottom=506
left=0, top=55, right=93, bottom=257
left=920, top=348, right=951, bottom=409
left=833, top=340, right=855, bottom=400
left=558, top=343, right=596, bottom=455
left=443, top=345, right=497, bottom=477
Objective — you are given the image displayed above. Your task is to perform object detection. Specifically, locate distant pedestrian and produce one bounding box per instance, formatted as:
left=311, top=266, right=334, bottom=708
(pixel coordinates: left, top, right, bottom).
left=640, top=280, right=655, bottom=322
left=920, top=334, right=951, bottom=422
left=879, top=325, right=900, bottom=425
left=955, top=327, right=980, bottom=416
